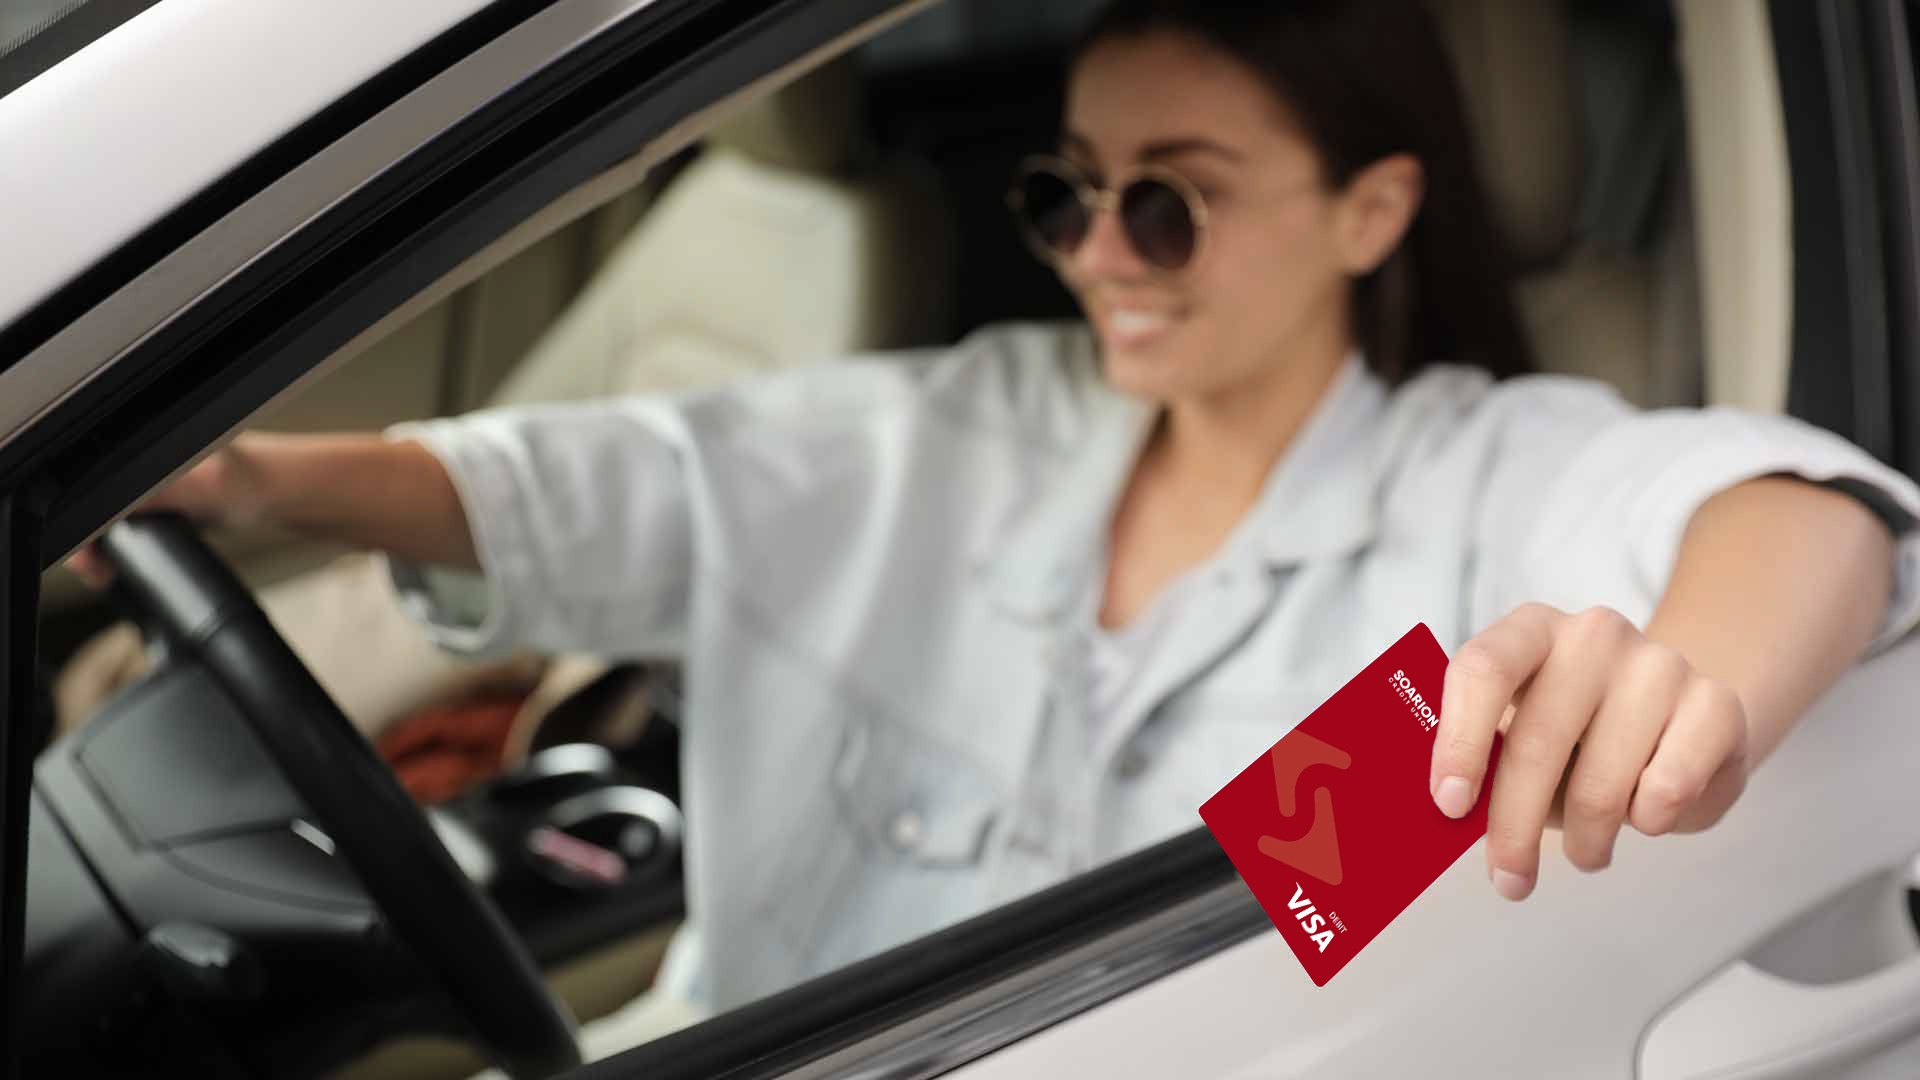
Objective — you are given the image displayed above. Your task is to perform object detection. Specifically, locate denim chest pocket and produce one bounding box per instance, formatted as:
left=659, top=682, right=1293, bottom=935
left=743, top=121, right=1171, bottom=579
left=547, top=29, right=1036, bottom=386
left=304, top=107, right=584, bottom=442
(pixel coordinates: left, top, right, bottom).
left=831, top=718, right=1002, bottom=866
left=753, top=715, right=1004, bottom=978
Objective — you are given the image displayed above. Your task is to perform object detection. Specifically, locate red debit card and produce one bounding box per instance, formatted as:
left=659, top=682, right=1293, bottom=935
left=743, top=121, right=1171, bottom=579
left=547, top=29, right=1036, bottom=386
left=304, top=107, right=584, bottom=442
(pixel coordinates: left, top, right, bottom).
left=1199, top=623, right=1502, bottom=986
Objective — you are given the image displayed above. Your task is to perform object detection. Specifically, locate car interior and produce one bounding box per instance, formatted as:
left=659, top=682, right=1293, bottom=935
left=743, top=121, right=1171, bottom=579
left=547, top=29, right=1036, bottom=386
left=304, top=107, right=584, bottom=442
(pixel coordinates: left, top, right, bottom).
left=32, top=0, right=1888, bottom=1076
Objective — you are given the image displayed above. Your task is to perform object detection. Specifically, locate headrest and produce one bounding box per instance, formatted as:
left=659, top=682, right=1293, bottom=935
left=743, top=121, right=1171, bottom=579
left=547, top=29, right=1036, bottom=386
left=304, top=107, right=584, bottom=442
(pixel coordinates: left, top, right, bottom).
left=1426, top=0, right=1580, bottom=265
left=703, top=54, right=869, bottom=175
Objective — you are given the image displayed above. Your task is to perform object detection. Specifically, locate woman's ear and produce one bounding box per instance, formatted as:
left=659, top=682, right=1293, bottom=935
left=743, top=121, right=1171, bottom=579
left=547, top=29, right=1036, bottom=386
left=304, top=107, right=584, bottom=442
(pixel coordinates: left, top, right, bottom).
left=1333, top=153, right=1425, bottom=275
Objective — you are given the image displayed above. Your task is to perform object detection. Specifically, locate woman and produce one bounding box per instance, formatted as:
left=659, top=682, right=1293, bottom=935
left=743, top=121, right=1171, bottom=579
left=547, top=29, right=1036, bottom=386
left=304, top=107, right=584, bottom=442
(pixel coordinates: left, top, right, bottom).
left=72, top=0, right=1920, bottom=1022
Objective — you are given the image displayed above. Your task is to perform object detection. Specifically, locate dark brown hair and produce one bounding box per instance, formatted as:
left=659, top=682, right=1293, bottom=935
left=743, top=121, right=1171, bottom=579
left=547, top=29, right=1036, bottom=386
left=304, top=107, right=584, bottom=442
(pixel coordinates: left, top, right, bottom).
left=1074, top=0, right=1534, bottom=383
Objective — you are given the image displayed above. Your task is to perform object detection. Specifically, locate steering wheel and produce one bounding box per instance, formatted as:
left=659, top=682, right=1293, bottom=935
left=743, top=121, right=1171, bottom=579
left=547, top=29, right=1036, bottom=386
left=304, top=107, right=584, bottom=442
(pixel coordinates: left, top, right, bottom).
left=99, top=513, right=580, bottom=1079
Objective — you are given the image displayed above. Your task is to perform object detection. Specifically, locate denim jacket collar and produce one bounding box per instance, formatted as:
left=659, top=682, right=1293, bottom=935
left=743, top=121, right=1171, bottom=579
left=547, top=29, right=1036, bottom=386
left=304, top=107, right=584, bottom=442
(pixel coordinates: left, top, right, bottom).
left=979, top=347, right=1386, bottom=622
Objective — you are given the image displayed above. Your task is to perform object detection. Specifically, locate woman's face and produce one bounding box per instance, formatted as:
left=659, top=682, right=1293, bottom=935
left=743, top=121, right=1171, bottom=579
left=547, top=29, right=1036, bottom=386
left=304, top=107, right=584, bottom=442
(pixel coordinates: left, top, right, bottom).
left=1059, top=32, right=1356, bottom=403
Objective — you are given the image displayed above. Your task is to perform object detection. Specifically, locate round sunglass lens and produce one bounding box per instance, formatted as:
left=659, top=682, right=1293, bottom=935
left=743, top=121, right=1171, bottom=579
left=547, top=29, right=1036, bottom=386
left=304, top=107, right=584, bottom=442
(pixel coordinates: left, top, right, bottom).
left=1121, top=179, right=1198, bottom=270
left=1019, top=169, right=1089, bottom=255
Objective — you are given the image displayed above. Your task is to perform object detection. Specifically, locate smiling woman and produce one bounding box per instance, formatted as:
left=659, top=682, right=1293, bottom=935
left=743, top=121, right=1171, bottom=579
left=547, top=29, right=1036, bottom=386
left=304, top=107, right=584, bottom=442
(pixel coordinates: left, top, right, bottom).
left=1044, top=0, right=1531, bottom=397
left=73, top=0, right=1920, bottom=1024
left=19, top=0, right=1920, bottom=1076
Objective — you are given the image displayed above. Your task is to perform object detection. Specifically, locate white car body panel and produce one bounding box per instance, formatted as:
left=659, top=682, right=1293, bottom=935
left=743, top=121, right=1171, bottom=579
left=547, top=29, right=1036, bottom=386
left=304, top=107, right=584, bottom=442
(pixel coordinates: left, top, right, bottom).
left=0, top=0, right=483, bottom=325
left=0, top=0, right=660, bottom=450
left=947, top=635, right=1920, bottom=1078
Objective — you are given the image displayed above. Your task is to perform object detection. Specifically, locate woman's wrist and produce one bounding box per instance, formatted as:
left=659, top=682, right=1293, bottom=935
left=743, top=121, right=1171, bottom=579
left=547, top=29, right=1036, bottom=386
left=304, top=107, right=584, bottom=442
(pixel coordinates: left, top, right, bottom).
left=221, top=429, right=476, bottom=568
left=220, top=431, right=299, bottom=529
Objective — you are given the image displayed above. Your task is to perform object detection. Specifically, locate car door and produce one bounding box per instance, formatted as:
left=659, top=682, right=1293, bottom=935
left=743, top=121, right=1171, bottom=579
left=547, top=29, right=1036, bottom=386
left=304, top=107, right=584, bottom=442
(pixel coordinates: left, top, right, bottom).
left=10, top=2, right=1920, bottom=1079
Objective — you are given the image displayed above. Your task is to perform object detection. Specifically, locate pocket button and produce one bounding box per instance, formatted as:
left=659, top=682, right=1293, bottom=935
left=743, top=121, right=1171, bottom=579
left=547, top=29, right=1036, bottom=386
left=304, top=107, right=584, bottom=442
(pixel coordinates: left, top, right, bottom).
left=889, top=809, right=927, bottom=852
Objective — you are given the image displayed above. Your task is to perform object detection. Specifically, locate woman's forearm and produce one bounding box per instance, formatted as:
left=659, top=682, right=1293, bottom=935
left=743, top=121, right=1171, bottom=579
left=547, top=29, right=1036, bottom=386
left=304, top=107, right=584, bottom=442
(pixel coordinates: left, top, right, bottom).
left=1644, top=474, right=1896, bottom=772
left=240, top=431, right=480, bottom=571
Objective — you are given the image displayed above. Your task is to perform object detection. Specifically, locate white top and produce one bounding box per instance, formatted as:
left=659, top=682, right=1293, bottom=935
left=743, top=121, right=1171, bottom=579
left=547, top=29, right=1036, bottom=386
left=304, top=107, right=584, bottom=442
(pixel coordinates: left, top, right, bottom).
left=1081, top=543, right=1238, bottom=752
left=385, top=320, right=1920, bottom=1015
left=1086, top=595, right=1179, bottom=742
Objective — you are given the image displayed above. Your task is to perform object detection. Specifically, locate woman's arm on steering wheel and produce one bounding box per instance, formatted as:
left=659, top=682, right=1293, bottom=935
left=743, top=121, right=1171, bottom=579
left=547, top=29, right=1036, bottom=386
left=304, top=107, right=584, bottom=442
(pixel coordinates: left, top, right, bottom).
left=66, top=430, right=476, bottom=584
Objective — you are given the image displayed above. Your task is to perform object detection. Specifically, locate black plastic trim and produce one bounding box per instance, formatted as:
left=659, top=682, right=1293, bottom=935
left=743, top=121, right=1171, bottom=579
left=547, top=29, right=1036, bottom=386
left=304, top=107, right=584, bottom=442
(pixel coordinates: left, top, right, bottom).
left=0, top=0, right=550, bottom=372
left=0, top=491, right=46, bottom=1080
left=1772, top=1, right=1891, bottom=457
left=1862, top=0, right=1920, bottom=480
left=573, top=829, right=1245, bottom=1080
left=1770, top=0, right=1920, bottom=483
left=0, top=0, right=166, bottom=98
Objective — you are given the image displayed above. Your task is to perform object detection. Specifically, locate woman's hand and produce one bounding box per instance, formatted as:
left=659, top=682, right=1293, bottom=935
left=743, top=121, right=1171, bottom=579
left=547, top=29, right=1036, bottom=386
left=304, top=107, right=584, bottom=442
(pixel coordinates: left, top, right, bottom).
left=64, top=436, right=275, bottom=587
left=1428, top=603, right=1751, bottom=902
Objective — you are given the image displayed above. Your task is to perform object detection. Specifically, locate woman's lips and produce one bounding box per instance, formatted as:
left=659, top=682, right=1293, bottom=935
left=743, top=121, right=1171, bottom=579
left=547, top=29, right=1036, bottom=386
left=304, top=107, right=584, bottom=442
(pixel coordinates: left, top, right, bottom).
left=1102, top=307, right=1176, bottom=349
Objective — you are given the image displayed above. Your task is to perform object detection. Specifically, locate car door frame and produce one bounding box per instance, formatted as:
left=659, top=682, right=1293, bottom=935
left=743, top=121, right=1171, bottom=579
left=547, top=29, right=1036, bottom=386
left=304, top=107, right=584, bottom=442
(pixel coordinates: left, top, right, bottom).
left=1772, top=0, right=1920, bottom=482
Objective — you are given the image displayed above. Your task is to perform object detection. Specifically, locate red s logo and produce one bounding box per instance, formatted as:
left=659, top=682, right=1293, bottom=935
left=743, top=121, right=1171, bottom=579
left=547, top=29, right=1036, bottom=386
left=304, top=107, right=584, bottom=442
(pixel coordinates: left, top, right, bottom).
left=1257, top=731, right=1352, bottom=886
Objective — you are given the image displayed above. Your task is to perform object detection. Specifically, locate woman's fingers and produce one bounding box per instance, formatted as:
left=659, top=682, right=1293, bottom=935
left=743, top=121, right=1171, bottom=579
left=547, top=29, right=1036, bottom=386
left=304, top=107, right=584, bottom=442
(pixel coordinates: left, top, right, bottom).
left=65, top=542, right=115, bottom=589
left=1438, top=604, right=1754, bottom=902
left=59, top=447, right=248, bottom=590
left=1482, top=607, right=1622, bottom=900
left=1630, top=675, right=1748, bottom=836
left=1431, top=603, right=1557, bottom=817
left=1557, top=641, right=1688, bottom=871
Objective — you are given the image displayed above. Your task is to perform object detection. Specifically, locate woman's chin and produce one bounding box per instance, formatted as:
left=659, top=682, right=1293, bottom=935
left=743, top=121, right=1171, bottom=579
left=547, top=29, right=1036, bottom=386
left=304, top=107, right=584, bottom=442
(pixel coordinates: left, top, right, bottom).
left=1098, top=339, right=1192, bottom=400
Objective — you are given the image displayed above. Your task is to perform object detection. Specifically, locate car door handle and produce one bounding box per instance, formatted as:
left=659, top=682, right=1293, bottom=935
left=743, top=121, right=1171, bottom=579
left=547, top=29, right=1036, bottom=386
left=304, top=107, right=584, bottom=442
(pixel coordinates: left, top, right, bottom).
left=1640, top=866, right=1920, bottom=1078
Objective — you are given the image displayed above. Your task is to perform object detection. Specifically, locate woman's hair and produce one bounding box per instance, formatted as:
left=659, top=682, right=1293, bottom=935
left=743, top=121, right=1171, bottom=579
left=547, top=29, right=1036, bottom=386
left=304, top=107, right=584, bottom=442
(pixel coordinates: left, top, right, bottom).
left=1074, top=0, right=1535, bottom=384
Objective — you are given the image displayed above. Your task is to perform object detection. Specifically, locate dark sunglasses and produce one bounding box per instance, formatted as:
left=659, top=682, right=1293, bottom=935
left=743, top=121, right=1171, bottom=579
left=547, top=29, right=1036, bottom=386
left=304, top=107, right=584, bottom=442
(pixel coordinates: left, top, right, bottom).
left=1006, top=154, right=1211, bottom=273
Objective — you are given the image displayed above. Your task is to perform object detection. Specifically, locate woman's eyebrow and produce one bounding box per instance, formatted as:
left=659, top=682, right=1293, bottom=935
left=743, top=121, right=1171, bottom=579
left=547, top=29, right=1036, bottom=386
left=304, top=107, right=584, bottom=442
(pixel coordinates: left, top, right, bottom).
left=1139, top=137, right=1246, bottom=164
left=1060, top=130, right=1245, bottom=167
left=1059, top=131, right=1103, bottom=167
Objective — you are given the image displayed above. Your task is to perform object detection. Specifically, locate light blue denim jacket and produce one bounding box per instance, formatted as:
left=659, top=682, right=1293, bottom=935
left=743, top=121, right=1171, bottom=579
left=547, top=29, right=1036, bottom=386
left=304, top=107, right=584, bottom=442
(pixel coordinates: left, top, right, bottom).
left=388, top=321, right=1920, bottom=1014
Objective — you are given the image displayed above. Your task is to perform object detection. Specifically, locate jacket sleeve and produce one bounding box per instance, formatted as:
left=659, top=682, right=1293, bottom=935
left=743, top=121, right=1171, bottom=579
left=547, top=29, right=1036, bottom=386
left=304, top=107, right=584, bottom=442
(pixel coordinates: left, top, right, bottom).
left=1469, top=379, right=1920, bottom=658
left=378, top=340, right=966, bottom=660
left=382, top=399, right=701, bottom=660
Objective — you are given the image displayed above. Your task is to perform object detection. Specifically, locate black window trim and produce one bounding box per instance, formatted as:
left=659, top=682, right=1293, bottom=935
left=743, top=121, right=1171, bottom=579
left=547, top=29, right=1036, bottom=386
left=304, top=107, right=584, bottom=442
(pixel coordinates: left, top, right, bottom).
left=1861, top=0, right=1920, bottom=480
left=1770, top=0, right=1920, bottom=482
left=0, top=492, right=45, bottom=1079
left=576, top=830, right=1258, bottom=1080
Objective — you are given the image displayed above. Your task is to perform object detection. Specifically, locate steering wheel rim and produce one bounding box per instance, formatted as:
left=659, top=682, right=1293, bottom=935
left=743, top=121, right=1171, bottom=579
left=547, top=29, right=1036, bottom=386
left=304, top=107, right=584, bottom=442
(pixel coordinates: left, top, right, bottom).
left=100, top=513, right=580, bottom=1078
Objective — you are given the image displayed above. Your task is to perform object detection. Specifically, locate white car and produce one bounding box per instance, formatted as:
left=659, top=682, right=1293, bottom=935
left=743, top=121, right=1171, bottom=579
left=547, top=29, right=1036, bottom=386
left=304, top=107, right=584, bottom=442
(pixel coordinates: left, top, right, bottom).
left=6, top=0, right=1920, bottom=1077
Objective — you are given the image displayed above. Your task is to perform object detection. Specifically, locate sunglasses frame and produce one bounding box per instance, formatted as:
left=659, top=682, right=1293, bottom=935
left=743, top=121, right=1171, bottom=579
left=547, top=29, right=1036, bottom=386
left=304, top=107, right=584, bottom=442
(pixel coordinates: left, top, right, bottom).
left=1005, top=153, right=1212, bottom=274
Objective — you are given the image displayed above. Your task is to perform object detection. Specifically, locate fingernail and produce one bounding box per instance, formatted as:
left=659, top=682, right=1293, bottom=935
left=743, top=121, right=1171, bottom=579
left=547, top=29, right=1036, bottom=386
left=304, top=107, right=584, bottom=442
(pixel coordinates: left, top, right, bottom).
left=1492, top=868, right=1533, bottom=902
left=1434, top=775, right=1473, bottom=818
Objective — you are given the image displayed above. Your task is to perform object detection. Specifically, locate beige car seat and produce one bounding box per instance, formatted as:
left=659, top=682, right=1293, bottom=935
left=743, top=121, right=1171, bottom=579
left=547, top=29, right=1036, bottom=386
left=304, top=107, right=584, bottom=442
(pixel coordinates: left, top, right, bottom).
left=1431, top=0, right=1701, bottom=409
left=55, top=57, right=955, bottom=747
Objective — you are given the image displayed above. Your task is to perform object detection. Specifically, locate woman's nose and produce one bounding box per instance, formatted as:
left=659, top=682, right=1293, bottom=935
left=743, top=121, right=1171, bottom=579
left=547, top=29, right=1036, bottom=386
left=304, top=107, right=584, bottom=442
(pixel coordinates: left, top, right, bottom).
left=1070, top=201, right=1147, bottom=280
